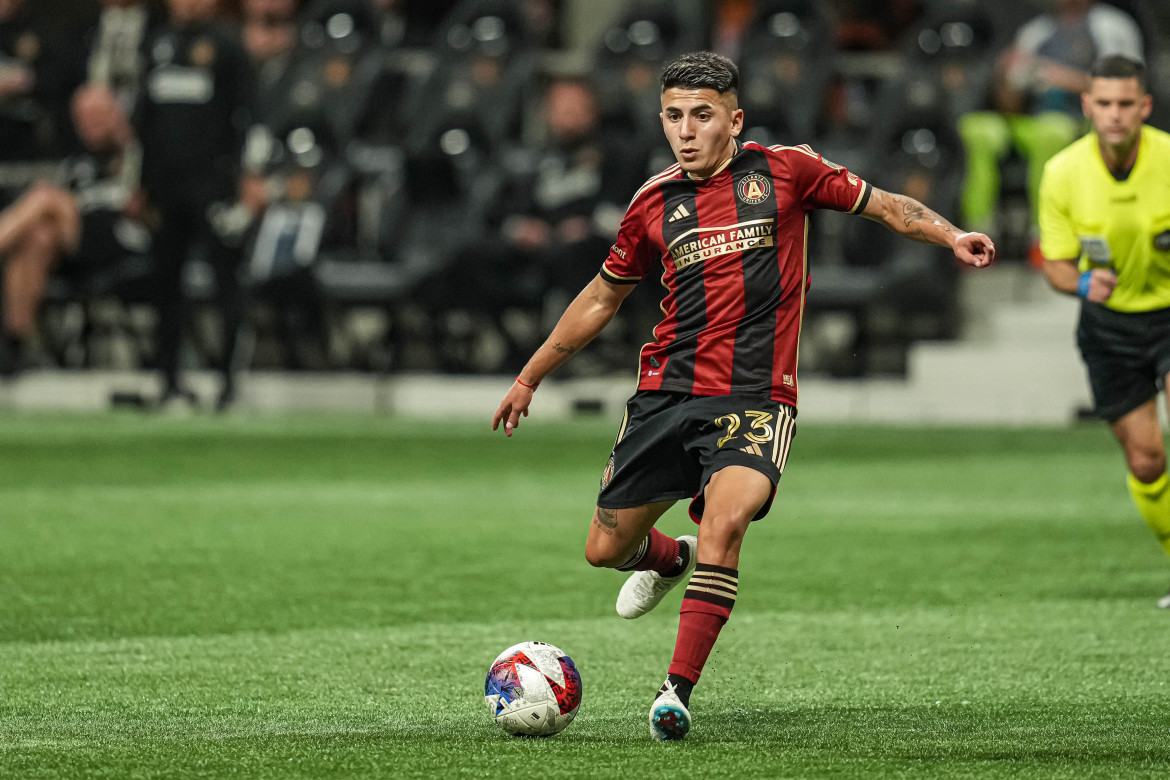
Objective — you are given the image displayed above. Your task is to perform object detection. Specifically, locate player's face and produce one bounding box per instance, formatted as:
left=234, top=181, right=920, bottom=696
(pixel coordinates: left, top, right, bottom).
left=660, top=87, right=743, bottom=179
left=1082, top=76, right=1151, bottom=149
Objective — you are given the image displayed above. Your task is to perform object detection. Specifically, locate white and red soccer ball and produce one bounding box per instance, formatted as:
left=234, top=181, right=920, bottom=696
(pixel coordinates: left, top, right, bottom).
left=484, top=641, right=582, bottom=736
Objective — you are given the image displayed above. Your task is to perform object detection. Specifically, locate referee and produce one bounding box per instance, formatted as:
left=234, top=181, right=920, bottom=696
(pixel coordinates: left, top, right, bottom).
left=1038, top=55, right=1170, bottom=606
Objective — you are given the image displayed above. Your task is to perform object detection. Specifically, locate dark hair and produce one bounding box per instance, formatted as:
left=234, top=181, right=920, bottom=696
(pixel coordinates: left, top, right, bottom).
left=1091, top=55, right=1148, bottom=93
left=660, top=51, right=739, bottom=95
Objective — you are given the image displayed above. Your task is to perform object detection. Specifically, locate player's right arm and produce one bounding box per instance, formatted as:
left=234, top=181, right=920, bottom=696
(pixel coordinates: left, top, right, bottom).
left=492, top=274, right=635, bottom=437
left=494, top=171, right=662, bottom=437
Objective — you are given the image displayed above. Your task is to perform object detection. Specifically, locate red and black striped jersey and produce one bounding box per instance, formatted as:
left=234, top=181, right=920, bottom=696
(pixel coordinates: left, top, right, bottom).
left=601, top=140, right=871, bottom=408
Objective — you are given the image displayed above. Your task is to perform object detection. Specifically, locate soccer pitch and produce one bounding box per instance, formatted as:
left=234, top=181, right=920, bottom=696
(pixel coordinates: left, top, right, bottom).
left=2, top=413, right=1169, bottom=778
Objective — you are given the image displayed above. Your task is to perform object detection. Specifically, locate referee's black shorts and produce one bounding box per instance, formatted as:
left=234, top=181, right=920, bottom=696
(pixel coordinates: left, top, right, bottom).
left=1077, top=302, right=1170, bottom=423
left=596, top=390, right=797, bottom=523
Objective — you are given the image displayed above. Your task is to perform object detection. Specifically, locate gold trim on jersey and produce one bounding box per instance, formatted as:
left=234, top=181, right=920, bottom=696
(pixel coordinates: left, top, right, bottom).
left=768, top=143, right=819, bottom=158
left=774, top=405, right=796, bottom=473
left=791, top=215, right=809, bottom=410
left=601, top=266, right=642, bottom=284
left=848, top=181, right=871, bottom=214
left=629, top=163, right=682, bottom=206
left=684, top=154, right=736, bottom=181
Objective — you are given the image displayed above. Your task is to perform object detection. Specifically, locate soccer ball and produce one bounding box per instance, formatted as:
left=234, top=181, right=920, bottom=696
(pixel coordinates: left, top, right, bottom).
left=484, top=641, right=582, bottom=737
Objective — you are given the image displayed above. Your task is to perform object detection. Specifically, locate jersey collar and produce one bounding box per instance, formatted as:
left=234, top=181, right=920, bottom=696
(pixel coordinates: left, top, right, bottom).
left=684, top=139, right=742, bottom=182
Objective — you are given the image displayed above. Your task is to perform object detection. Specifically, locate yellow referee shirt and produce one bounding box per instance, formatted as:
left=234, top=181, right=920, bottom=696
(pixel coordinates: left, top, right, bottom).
left=1039, top=124, right=1170, bottom=313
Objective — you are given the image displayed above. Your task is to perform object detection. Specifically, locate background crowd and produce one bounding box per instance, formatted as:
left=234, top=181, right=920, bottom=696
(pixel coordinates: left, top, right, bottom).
left=0, top=0, right=1168, bottom=402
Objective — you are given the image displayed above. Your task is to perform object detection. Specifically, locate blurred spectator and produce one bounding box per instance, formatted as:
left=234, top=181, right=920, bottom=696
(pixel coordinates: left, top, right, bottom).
left=592, top=0, right=705, bottom=160
left=241, top=0, right=296, bottom=116
left=136, top=0, right=259, bottom=409
left=519, top=0, right=561, bottom=50
left=243, top=0, right=296, bottom=67
left=736, top=0, right=838, bottom=144
left=430, top=75, right=647, bottom=371
left=0, top=84, right=148, bottom=376
left=396, top=0, right=459, bottom=48
left=833, top=0, right=924, bottom=51
left=709, top=0, right=753, bottom=61
left=86, top=0, right=168, bottom=113
left=958, top=0, right=1143, bottom=234
left=0, top=0, right=87, bottom=161
left=404, top=0, right=540, bottom=154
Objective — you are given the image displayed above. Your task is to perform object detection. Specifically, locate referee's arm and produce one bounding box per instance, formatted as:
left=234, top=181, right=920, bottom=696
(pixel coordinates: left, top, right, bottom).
left=1041, top=257, right=1118, bottom=303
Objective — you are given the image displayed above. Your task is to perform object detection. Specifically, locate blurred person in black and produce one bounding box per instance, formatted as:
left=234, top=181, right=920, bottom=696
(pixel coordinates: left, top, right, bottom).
left=499, top=76, right=644, bottom=297
left=136, top=0, right=260, bottom=409
left=0, top=0, right=87, bottom=162
left=0, top=84, right=148, bottom=376
left=86, top=0, right=168, bottom=112
left=242, top=0, right=296, bottom=70
left=436, top=75, right=647, bottom=372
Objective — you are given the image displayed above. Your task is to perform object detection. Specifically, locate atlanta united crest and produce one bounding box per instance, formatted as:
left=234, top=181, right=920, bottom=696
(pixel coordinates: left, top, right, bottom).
left=737, top=173, right=771, bottom=205
left=600, top=455, right=615, bottom=489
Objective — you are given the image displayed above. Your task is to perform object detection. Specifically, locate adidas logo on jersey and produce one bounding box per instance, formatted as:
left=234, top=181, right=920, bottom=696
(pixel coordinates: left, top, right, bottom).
left=667, top=204, right=691, bottom=223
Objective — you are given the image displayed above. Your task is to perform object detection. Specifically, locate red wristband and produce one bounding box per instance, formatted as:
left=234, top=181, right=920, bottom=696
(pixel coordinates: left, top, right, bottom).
left=515, top=377, right=539, bottom=390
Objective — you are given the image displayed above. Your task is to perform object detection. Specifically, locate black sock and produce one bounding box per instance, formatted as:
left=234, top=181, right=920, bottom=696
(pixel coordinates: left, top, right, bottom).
left=658, top=673, right=694, bottom=708
left=663, top=538, right=690, bottom=578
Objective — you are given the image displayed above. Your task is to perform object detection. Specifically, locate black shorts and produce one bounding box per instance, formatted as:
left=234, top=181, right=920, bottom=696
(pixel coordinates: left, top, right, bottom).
left=596, top=390, right=797, bottom=523
left=60, top=210, right=151, bottom=272
left=1077, top=302, right=1170, bottom=422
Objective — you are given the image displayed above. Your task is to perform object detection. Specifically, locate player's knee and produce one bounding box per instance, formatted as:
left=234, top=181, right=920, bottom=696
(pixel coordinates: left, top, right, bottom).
left=583, top=545, right=610, bottom=568
left=1128, top=450, right=1167, bottom=484
left=700, top=506, right=750, bottom=547
left=584, top=536, right=622, bottom=569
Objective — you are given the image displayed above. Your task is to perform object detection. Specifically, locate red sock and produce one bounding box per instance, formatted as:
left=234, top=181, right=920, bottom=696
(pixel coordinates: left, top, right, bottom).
left=617, top=527, right=679, bottom=573
left=668, top=564, right=738, bottom=683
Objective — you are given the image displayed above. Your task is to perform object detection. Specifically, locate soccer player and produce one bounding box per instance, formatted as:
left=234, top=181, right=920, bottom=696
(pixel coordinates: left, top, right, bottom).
left=491, top=51, right=996, bottom=740
left=1037, top=55, right=1170, bottom=605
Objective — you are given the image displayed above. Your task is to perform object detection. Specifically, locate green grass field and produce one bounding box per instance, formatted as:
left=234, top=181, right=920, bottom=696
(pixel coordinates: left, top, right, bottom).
left=2, top=413, right=1169, bottom=778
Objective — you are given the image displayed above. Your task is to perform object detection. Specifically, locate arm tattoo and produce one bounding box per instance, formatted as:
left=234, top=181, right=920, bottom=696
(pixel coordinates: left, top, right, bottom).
left=890, top=194, right=958, bottom=241
left=903, top=203, right=930, bottom=228
left=553, top=342, right=578, bottom=355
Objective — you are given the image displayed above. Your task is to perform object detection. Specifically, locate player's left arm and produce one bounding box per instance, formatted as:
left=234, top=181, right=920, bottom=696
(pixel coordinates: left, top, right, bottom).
left=861, top=187, right=996, bottom=268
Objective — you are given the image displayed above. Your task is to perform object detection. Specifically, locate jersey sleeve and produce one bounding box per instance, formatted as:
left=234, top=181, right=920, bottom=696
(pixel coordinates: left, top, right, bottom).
left=600, top=189, right=658, bottom=284
left=1037, top=158, right=1081, bottom=262
left=776, top=145, right=871, bottom=214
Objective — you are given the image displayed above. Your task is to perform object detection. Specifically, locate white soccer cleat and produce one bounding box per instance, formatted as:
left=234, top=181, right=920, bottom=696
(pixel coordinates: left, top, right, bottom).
left=616, top=535, right=697, bottom=619
left=649, top=679, right=691, bottom=741
left=1158, top=587, right=1170, bottom=609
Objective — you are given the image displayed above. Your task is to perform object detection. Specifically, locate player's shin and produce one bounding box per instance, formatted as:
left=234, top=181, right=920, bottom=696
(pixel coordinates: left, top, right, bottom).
left=667, top=564, right=739, bottom=697
left=1127, top=472, right=1170, bottom=556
